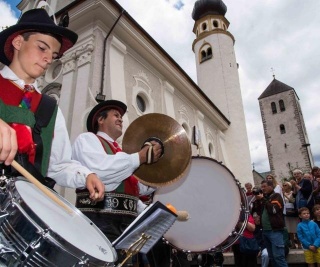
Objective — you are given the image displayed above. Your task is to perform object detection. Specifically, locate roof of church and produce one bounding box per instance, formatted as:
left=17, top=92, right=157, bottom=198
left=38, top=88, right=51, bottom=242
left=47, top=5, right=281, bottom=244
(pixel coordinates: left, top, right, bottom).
left=192, top=0, right=227, bottom=21
left=258, top=78, right=294, bottom=100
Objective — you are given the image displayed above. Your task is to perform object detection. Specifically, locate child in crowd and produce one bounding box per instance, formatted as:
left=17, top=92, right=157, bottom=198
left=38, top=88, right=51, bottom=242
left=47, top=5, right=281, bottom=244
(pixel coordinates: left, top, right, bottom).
left=297, top=207, right=320, bottom=267
left=313, top=205, right=320, bottom=228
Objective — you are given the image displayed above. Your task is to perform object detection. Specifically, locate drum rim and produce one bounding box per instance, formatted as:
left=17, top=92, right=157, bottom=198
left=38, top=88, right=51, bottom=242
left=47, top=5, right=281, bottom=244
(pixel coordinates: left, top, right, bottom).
left=13, top=178, right=118, bottom=264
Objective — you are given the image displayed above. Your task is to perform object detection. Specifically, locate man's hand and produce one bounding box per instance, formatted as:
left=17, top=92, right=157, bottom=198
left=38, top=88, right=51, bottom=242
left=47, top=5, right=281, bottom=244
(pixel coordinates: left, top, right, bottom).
left=86, top=173, right=105, bottom=201
left=0, top=119, right=17, bottom=165
left=138, top=141, right=163, bottom=164
left=309, top=245, right=317, bottom=252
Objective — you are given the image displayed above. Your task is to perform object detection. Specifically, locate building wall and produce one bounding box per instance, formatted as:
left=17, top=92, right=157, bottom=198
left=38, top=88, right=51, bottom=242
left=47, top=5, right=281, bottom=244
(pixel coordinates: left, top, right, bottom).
left=23, top=0, right=252, bottom=202
left=259, top=90, right=312, bottom=180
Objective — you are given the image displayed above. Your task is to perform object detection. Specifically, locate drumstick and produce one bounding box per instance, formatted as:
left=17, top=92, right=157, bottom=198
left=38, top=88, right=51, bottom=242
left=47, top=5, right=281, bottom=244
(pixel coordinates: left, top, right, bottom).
left=166, top=203, right=189, bottom=221
left=11, top=160, right=73, bottom=215
left=176, top=210, right=190, bottom=221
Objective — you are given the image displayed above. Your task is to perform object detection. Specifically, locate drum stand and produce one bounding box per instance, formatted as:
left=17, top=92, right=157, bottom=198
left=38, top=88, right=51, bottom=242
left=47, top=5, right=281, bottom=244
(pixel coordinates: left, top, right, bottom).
left=117, top=233, right=151, bottom=267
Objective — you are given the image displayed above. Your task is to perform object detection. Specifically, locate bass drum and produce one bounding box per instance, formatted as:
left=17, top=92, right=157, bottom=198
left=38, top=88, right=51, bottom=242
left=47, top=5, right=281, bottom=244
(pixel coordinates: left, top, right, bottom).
left=153, top=156, right=248, bottom=253
left=0, top=178, right=117, bottom=266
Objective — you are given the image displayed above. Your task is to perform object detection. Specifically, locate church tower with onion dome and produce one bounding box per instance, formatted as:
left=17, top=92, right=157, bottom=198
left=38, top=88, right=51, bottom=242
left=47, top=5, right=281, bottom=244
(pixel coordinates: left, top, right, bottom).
left=192, top=0, right=252, bottom=181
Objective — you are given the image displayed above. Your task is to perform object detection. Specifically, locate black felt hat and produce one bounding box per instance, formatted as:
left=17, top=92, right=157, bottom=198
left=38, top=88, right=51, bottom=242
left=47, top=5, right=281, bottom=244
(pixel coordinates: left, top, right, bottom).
left=0, top=8, right=78, bottom=65
left=87, top=100, right=127, bottom=133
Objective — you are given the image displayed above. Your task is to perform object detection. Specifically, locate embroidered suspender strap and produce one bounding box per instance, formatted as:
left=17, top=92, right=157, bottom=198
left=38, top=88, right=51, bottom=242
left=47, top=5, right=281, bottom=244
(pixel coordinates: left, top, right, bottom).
left=0, top=98, right=57, bottom=189
left=96, top=135, right=114, bottom=154
left=33, top=94, right=57, bottom=175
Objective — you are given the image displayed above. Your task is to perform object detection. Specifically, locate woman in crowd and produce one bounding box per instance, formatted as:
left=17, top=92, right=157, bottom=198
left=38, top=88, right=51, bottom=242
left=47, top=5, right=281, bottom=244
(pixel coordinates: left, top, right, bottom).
left=283, top=181, right=299, bottom=248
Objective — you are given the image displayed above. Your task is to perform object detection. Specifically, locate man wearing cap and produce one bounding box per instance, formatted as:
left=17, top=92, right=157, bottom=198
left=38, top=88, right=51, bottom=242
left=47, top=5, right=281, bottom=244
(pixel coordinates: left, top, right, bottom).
left=72, top=100, right=162, bottom=249
left=0, top=9, right=104, bottom=200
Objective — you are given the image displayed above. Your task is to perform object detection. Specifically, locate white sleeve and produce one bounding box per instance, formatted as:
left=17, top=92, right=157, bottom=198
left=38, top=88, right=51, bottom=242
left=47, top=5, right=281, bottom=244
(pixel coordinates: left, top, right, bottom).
left=138, top=182, right=156, bottom=195
left=72, top=132, right=140, bottom=191
left=47, top=108, right=92, bottom=188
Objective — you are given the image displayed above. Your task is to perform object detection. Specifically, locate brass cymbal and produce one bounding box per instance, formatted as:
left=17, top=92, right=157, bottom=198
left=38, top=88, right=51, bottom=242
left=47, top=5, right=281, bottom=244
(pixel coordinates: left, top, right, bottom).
left=122, top=113, right=191, bottom=187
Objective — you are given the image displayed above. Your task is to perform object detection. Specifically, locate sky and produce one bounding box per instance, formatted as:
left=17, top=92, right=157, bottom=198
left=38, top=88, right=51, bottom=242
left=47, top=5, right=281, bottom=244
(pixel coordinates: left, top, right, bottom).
left=3, top=0, right=320, bottom=174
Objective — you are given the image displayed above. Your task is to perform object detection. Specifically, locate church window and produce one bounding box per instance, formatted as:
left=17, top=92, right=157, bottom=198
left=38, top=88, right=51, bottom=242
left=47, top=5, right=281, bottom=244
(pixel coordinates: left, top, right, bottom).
left=200, top=50, right=207, bottom=61
left=213, top=20, right=219, bottom=28
left=209, top=143, right=214, bottom=158
left=280, top=124, right=286, bottom=134
left=207, top=47, right=212, bottom=57
left=271, top=102, right=277, bottom=114
left=279, top=99, right=285, bottom=111
left=202, top=22, right=207, bottom=31
left=199, top=44, right=213, bottom=63
left=136, top=94, right=146, bottom=112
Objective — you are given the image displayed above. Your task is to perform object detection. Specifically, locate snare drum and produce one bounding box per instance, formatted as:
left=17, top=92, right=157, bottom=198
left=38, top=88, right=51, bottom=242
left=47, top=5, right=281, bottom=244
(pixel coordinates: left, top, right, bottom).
left=153, top=156, right=248, bottom=253
left=0, top=178, right=117, bottom=266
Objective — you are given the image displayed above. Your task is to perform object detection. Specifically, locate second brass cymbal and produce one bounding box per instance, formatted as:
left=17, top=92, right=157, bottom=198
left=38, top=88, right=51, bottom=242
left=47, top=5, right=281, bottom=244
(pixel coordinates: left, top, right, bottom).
left=122, top=113, right=191, bottom=187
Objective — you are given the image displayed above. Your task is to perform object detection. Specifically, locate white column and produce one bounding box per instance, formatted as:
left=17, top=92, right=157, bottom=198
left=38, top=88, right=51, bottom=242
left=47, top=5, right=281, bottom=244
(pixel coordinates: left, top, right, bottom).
left=69, top=44, right=94, bottom=142
left=59, top=53, right=77, bottom=132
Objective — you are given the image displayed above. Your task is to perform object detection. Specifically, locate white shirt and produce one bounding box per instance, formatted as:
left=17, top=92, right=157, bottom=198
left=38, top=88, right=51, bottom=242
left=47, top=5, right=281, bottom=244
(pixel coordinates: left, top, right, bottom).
left=72, top=131, right=154, bottom=195
left=0, top=66, right=92, bottom=188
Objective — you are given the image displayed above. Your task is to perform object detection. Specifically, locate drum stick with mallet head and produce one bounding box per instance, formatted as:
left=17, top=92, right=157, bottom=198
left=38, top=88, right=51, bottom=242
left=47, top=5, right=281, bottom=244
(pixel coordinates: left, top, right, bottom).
left=166, top=203, right=189, bottom=221
left=11, top=160, right=73, bottom=214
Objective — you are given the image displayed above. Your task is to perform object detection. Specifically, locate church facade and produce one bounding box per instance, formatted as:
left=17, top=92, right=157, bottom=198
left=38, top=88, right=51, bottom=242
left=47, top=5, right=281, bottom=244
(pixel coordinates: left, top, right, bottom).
left=16, top=0, right=252, bottom=201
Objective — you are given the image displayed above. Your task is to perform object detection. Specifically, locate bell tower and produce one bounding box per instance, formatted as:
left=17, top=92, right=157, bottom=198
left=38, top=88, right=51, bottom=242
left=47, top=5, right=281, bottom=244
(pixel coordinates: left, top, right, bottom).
left=258, top=78, right=314, bottom=179
left=192, top=0, right=252, bottom=181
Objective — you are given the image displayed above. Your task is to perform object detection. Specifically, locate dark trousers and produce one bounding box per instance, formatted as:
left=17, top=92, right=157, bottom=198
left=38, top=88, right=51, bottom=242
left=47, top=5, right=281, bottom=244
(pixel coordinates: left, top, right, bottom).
left=232, top=243, right=257, bottom=267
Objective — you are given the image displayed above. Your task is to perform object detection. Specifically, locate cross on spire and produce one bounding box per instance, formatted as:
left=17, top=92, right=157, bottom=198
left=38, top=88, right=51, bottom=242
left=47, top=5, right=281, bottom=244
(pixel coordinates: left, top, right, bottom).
left=271, top=67, right=276, bottom=79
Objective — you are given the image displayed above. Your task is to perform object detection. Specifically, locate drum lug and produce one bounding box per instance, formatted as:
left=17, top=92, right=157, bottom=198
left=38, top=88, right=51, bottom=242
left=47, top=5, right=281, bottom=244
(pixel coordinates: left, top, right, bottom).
left=75, top=256, right=90, bottom=266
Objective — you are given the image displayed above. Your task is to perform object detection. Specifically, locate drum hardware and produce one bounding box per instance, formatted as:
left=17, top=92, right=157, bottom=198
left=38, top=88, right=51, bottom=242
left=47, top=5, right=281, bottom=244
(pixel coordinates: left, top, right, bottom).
left=0, top=170, right=7, bottom=191
left=122, top=113, right=191, bottom=186
left=0, top=179, right=117, bottom=266
left=117, top=233, right=151, bottom=267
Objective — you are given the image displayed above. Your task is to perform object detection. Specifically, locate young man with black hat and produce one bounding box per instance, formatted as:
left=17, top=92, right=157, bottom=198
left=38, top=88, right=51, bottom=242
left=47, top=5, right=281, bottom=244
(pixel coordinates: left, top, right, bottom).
left=72, top=100, right=163, bottom=263
left=0, top=8, right=104, bottom=200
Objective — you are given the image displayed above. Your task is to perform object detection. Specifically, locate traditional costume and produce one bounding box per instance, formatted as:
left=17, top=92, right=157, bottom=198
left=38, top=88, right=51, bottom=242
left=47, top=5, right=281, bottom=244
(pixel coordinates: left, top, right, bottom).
left=0, top=8, right=93, bottom=188
left=72, top=100, right=154, bottom=242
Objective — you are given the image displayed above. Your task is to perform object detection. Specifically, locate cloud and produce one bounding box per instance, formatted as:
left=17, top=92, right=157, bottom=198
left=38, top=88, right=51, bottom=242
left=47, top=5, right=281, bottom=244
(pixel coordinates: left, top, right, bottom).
left=0, top=1, right=18, bottom=30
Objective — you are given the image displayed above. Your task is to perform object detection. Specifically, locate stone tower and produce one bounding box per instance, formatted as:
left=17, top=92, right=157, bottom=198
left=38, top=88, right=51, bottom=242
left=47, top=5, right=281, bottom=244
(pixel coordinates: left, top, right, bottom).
left=191, top=0, right=252, bottom=181
left=258, top=78, right=314, bottom=180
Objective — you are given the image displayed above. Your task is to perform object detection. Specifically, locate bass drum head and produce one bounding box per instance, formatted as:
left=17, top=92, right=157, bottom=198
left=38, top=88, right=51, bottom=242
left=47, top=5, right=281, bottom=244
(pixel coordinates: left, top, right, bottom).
left=15, top=180, right=117, bottom=263
left=153, top=157, right=243, bottom=253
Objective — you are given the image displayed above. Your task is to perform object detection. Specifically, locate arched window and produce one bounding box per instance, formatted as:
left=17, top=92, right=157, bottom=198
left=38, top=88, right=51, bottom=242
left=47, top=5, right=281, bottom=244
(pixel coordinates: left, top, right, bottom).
left=202, top=23, right=207, bottom=31
left=271, top=102, right=277, bottom=114
left=213, top=20, right=219, bottom=28
left=199, top=44, right=213, bottom=63
left=201, top=50, right=207, bottom=62
left=207, top=47, right=212, bottom=57
left=280, top=124, right=286, bottom=134
left=279, top=99, right=285, bottom=111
